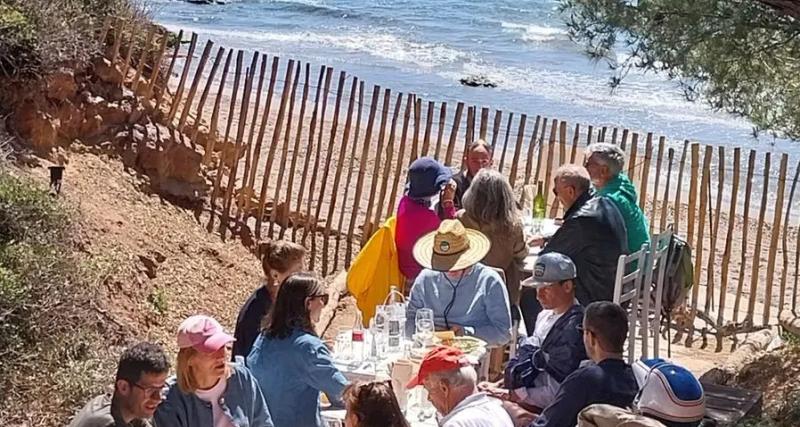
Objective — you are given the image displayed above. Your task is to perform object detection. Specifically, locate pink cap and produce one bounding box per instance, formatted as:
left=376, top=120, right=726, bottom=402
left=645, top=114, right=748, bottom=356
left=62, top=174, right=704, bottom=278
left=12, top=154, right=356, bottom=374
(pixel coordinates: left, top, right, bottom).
left=176, top=315, right=235, bottom=353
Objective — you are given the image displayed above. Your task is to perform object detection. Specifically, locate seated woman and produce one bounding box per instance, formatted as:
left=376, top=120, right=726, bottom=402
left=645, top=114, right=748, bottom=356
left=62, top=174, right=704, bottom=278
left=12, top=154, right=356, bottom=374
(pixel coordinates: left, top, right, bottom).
left=154, top=315, right=273, bottom=427
left=458, top=169, right=527, bottom=307
left=406, top=219, right=512, bottom=347
left=247, top=272, right=349, bottom=427
left=343, top=381, right=410, bottom=427
left=396, top=157, right=457, bottom=285
left=232, top=239, right=306, bottom=359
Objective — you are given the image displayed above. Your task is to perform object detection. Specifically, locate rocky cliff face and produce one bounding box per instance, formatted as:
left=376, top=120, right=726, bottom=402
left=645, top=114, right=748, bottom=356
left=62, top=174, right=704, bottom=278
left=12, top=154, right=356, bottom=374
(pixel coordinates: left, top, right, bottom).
left=4, top=51, right=229, bottom=201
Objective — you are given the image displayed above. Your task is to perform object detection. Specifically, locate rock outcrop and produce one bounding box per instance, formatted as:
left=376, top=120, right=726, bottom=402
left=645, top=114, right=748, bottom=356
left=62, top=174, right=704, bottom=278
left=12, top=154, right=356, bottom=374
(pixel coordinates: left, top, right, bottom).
left=5, top=53, right=220, bottom=202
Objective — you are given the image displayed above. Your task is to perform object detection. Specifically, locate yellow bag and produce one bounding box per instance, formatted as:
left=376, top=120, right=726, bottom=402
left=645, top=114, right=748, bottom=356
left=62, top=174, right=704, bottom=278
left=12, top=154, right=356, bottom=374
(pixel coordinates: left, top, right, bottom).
left=347, top=216, right=405, bottom=324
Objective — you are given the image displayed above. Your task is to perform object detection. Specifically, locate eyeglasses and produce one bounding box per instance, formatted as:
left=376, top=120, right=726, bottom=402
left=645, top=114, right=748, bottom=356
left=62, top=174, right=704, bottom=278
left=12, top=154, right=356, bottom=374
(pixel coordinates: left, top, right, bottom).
left=130, top=381, right=165, bottom=399
left=576, top=324, right=594, bottom=336
left=311, top=293, right=330, bottom=305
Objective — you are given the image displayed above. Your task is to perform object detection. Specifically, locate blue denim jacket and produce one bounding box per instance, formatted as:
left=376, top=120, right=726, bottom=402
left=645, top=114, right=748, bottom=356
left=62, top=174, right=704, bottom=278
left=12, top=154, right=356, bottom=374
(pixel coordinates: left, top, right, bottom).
left=247, top=329, right=349, bottom=427
left=153, top=359, right=273, bottom=427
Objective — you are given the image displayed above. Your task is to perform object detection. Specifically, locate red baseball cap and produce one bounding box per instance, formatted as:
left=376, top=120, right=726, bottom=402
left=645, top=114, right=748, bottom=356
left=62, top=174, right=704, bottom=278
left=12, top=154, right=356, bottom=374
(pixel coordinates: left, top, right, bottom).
left=176, top=315, right=235, bottom=353
left=406, top=346, right=471, bottom=389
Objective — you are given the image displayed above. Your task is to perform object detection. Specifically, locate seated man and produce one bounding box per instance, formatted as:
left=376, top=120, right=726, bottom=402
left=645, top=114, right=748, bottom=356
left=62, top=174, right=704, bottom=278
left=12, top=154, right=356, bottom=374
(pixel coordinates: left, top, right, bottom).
left=535, top=165, right=627, bottom=304
left=438, top=140, right=494, bottom=218
left=482, top=252, right=586, bottom=410
left=584, top=143, right=650, bottom=253
left=407, top=219, right=512, bottom=347
left=68, top=342, right=170, bottom=427
left=407, top=346, right=514, bottom=427
left=526, top=301, right=639, bottom=427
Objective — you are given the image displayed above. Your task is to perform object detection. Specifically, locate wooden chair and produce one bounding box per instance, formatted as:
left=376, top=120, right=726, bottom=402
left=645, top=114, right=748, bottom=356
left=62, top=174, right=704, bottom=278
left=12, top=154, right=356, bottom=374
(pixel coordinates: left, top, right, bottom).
left=613, top=244, right=648, bottom=364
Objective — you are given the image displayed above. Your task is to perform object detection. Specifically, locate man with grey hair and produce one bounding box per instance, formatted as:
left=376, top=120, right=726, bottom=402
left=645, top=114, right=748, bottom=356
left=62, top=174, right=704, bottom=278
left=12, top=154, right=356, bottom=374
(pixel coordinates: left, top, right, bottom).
left=528, top=164, right=627, bottom=307
left=584, top=143, right=650, bottom=254
left=407, top=346, right=514, bottom=427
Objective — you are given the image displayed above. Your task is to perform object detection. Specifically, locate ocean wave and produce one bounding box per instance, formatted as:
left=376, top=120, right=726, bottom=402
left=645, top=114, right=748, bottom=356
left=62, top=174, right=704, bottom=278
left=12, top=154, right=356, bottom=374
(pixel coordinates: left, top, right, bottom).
left=171, top=25, right=470, bottom=67
left=256, top=0, right=355, bottom=19
left=439, top=62, right=753, bottom=130
left=500, top=22, right=568, bottom=43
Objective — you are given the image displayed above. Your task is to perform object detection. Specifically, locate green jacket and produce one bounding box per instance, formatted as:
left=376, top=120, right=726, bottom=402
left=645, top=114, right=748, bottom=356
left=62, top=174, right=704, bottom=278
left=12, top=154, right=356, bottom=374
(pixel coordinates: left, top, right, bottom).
left=595, top=173, right=649, bottom=253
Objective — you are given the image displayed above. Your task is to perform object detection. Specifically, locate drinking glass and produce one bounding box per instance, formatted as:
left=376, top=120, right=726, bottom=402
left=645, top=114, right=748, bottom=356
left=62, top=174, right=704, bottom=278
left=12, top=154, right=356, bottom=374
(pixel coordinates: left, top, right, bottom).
left=415, top=308, right=434, bottom=339
left=334, top=331, right=351, bottom=360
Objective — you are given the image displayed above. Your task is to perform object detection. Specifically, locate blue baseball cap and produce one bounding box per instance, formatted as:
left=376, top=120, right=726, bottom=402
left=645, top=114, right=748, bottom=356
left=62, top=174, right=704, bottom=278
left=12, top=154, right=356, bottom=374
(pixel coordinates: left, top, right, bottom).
left=406, top=157, right=452, bottom=198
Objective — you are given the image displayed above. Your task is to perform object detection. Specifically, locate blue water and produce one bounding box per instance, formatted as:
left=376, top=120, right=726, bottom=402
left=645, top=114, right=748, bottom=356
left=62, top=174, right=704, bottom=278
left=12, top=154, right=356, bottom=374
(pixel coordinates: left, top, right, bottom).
left=147, top=0, right=794, bottom=156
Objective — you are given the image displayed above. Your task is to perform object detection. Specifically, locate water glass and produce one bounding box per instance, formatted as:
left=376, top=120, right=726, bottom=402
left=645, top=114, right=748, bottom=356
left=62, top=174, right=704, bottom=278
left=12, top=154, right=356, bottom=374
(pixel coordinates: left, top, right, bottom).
left=415, top=308, right=434, bottom=337
left=334, top=331, right=351, bottom=360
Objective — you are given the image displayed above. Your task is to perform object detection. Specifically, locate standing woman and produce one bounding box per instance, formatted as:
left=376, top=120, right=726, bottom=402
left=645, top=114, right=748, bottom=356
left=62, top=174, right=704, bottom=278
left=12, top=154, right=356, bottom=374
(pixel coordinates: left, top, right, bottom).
left=154, top=315, right=273, bottom=427
left=247, top=273, right=349, bottom=427
left=233, top=240, right=306, bottom=359
left=458, top=169, right=528, bottom=306
left=343, top=381, right=410, bottom=427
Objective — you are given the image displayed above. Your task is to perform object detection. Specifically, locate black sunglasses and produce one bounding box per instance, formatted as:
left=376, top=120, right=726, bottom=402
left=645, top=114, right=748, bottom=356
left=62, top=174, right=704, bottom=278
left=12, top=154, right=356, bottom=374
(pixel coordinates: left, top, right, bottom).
left=311, top=293, right=330, bottom=305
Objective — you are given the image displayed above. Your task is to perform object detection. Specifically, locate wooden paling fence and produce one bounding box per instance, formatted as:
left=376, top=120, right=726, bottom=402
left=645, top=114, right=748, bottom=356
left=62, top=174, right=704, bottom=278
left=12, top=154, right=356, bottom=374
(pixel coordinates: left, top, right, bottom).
left=100, top=19, right=800, bottom=350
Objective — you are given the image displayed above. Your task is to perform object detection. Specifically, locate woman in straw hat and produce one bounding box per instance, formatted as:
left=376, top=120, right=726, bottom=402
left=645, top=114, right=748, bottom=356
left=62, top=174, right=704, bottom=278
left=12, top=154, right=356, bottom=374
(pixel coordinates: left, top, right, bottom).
left=406, top=220, right=512, bottom=347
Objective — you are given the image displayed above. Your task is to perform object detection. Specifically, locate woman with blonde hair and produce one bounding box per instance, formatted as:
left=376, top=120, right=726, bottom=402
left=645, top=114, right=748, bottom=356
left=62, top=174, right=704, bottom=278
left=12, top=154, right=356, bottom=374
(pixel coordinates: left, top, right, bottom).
left=154, top=315, right=273, bottom=426
left=247, top=272, right=349, bottom=427
left=233, top=240, right=306, bottom=359
left=458, top=168, right=527, bottom=306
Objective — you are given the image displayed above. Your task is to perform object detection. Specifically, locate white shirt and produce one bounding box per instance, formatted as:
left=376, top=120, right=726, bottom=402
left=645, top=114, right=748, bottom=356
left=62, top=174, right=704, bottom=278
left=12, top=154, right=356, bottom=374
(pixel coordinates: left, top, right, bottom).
left=195, top=377, right=235, bottom=427
left=439, top=392, right=514, bottom=427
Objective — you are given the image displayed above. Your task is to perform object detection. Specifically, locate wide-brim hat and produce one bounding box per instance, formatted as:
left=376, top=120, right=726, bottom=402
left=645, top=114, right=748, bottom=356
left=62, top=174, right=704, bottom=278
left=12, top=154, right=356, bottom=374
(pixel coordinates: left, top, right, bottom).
left=413, top=220, right=491, bottom=272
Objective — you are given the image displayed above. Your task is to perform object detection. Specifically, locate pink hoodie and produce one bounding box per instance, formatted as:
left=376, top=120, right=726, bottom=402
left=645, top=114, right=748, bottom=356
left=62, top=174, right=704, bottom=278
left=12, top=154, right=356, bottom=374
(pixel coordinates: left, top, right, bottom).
left=395, top=195, right=456, bottom=280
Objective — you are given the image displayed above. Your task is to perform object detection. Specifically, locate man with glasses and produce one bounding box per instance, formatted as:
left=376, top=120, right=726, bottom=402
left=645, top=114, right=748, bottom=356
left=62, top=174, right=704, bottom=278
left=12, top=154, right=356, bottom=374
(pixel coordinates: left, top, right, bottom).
left=584, top=143, right=650, bottom=255
left=526, top=301, right=639, bottom=427
left=438, top=140, right=494, bottom=218
left=69, top=342, right=169, bottom=427
left=528, top=164, right=627, bottom=310
left=480, top=252, right=586, bottom=410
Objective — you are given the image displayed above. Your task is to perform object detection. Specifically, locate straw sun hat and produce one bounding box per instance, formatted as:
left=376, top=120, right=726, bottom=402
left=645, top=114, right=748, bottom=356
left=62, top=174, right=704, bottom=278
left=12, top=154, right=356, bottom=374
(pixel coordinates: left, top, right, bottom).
left=413, top=220, right=491, bottom=272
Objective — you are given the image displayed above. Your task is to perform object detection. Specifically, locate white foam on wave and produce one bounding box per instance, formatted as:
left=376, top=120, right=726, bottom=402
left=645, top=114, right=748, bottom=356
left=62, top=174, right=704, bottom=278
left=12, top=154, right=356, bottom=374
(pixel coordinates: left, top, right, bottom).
left=170, top=25, right=469, bottom=68
left=439, top=61, right=753, bottom=131
left=500, top=22, right=568, bottom=43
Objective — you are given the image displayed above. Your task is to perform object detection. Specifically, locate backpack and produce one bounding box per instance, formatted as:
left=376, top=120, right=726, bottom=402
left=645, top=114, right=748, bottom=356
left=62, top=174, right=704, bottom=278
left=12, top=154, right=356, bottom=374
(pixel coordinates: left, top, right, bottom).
left=661, top=234, right=694, bottom=316
left=656, top=233, right=694, bottom=356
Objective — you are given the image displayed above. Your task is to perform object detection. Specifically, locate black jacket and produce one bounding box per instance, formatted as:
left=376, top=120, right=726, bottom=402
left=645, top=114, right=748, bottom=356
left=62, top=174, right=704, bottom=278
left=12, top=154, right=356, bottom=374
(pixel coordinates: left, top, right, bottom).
left=541, top=191, right=627, bottom=304
left=232, top=285, right=272, bottom=360
left=505, top=304, right=587, bottom=388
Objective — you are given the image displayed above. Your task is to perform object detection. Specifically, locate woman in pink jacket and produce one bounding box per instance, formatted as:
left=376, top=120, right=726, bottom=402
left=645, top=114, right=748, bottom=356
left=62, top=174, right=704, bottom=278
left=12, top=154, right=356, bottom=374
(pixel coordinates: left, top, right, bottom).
left=396, top=157, right=457, bottom=284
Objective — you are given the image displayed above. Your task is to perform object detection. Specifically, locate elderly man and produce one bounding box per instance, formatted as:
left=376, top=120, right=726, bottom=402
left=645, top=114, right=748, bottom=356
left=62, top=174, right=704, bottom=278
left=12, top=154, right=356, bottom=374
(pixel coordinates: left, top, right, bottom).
left=69, top=342, right=170, bottom=427
left=480, top=252, right=587, bottom=410
left=527, top=301, right=639, bottom=427
left=537, top=164, right=627, bottom=305
left=438, top=140, right=494, bottom=218
left=584, top=142, right=650, bottom=253
left=407, top=219, right=512, bottom=346
left=407, top=346, right=514, bottom=427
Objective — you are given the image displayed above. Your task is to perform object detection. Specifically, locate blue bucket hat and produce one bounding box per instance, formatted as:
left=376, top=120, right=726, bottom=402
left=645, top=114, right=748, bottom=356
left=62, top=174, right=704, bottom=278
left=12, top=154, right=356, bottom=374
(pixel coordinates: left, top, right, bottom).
left=406, top=157, right=452, bottom=198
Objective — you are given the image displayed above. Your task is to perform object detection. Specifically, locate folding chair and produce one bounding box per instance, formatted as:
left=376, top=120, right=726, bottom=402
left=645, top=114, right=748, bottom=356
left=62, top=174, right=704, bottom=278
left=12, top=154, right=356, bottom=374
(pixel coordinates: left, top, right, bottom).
left=613, top=244, right=648, bottom=364
left=644, top=227, right=672, bottom=359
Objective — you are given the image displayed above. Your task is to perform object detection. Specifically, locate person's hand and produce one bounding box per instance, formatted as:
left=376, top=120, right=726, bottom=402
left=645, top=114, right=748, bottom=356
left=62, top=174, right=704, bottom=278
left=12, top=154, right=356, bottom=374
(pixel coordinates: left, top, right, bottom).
left=501, top=401, right=538, bottom=427
left=450, top=325, right=464, bottom=336
left=442, top=179, right=457, bottom=202
left=527, top=236, right=545, bottom=247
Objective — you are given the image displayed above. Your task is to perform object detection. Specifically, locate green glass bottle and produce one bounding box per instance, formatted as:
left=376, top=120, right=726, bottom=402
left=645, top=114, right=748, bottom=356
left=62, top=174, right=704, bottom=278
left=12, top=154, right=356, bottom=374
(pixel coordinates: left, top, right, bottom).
left=533, top=181, right=546, bottom=219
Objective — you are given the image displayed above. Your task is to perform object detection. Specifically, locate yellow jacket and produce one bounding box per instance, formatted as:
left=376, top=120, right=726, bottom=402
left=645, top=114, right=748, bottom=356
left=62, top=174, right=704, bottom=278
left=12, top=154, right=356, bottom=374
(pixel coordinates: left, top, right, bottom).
left=347, top=216, right=405, bottom=324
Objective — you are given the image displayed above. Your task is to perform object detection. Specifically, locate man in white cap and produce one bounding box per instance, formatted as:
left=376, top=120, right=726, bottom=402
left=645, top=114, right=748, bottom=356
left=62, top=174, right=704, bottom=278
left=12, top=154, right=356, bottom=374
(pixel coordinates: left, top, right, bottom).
left=481, top=253, right=586, bottom=411
left=407, top=219, right=512, bottom=346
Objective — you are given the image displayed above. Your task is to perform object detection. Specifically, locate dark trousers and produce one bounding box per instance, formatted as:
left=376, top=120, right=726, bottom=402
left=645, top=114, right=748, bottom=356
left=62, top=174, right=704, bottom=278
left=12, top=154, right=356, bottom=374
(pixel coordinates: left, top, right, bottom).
left=519, top=286, right=543, bottom=336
